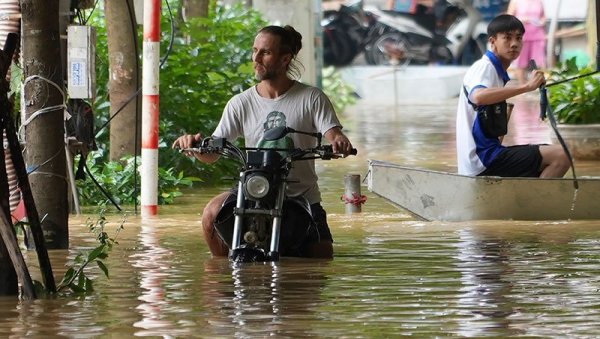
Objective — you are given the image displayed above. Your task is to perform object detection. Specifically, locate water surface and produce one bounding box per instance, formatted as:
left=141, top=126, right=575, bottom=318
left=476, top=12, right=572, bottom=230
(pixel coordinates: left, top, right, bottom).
left=1, top=95, right=599, bottom=338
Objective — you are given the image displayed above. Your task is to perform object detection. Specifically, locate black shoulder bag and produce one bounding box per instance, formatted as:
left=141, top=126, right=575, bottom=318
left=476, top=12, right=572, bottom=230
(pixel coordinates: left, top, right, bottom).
left=463, top=86, right=508, bottom=138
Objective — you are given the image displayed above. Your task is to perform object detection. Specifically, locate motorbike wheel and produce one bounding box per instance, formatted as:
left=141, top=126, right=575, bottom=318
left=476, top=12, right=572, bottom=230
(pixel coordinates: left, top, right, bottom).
left=366, top=31, right=412, bottom=66
left=363, top=24, right=392, bottom=65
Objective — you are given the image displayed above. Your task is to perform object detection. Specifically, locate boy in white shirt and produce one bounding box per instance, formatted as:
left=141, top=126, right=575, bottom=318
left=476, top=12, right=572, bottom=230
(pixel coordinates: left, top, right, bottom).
left=456, top=14, right=569, bottom=178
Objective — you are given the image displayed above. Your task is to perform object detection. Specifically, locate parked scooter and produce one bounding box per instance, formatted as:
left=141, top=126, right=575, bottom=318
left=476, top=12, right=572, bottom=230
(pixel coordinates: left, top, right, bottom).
left=322, top=0, right=378, bottom=66
left=181, top=126, right=356, bottom=263
left=363, top=0, right=487, bottom=65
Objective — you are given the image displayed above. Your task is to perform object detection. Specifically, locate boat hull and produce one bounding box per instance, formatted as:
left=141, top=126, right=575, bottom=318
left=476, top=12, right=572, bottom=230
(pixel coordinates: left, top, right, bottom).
left=367, top=160, right=600, bottom=221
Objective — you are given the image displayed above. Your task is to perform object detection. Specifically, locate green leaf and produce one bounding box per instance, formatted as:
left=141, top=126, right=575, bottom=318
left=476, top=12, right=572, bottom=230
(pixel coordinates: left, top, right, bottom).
left=549, top=57, right=600, bottom=124
left=96, top=260, right=109, bottom=278
left=87, top=244, right=106, bottom=262
left=60, top=268, right=76, bottom=286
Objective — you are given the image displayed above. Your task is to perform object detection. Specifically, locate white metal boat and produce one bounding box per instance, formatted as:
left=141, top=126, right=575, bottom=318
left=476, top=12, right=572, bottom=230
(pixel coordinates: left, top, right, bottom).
left=367, top=159, right=600, bottom=221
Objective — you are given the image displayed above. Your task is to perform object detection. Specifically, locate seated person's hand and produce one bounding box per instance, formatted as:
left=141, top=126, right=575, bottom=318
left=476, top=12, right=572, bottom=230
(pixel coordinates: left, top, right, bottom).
left=526, top=70, right=546, bottom=91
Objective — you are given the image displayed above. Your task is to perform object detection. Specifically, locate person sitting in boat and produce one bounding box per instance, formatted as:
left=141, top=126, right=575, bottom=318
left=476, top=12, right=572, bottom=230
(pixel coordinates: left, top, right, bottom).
left=172, top=25, right=354, bottom=259
left=456, top=14, right=569, bottom=178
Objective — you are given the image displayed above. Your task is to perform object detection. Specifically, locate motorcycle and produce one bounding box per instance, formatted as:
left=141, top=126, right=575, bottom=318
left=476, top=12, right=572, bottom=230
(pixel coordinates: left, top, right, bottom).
left=181, top=126, right=357, bottom=263
left=363, top=0, right=488, bottom=66
left=321, top=0, right=378, bottom=67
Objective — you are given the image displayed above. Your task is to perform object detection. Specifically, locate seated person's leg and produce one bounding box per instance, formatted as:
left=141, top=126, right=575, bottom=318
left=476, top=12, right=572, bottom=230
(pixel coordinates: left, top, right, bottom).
left=539, top=144, right=569, bottom=178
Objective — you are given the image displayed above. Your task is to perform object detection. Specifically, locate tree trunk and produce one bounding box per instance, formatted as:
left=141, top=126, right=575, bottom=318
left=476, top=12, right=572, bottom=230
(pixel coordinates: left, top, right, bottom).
left=106, top=0, right=140, bottom=161
left=182, top=0, right=209, bottom=20
left=21, top=0, right=69, bottom=249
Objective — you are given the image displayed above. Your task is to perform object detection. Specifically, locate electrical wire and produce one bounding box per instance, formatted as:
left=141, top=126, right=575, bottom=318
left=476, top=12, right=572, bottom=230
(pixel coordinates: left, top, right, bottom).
left=95, top=0, right=175, bottom=136
left=125, top=0, right=141, bottom=214
left=77, top=0, right=175, bottom=212
left=82, top=0, right=100, bottom=25
left=83, top=162, right=122, bottom=211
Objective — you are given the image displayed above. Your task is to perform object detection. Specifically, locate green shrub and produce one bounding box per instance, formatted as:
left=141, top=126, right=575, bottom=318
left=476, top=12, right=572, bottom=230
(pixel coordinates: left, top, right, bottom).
left=77, top=151, right=200, bottom=206
left=322, top=66, right=357, bottom=114
left=548, top=58, right=600, bottom=124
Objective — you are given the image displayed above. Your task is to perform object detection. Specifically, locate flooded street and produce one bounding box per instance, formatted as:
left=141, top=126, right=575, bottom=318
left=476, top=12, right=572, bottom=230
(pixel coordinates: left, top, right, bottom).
left=1, top=94, right=600, bottom=337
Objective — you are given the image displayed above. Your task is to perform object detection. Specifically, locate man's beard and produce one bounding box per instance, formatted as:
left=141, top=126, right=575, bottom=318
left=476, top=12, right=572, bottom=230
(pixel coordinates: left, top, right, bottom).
left=255, top=62, right=285, bottom=81
left=255, top=68, right=276, bottom=81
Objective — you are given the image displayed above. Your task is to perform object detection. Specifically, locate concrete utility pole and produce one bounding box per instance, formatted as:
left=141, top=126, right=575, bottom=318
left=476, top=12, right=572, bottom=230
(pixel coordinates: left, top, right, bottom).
left=21, top=0, right=69, bottom=248
left=141, top=0, right=161, bottom=216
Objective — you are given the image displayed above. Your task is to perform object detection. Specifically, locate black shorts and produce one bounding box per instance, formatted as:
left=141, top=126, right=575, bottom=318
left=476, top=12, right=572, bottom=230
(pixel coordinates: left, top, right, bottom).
left=478, top=145, right=542, bottom=177
left=309, top=202, right=334, bottom=243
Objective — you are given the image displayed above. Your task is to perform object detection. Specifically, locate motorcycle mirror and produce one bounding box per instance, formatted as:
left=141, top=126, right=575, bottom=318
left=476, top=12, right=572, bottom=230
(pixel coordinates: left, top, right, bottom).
left=263, top=126, right=293, bottom=141
left=263, top=126, right=323, bottom=145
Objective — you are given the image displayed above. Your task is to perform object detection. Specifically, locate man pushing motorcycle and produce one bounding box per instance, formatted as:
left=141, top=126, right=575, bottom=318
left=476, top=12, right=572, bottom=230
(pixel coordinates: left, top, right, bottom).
left=172, top=25, right=354, bottom=259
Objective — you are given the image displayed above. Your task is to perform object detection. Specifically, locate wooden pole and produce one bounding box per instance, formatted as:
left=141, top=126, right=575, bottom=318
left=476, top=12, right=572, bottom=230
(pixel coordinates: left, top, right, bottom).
left=0, top=165, right=36, bottom=299
left=2, top=33, right=56, bottom=294
left=0, top=33, right=36, bottom=299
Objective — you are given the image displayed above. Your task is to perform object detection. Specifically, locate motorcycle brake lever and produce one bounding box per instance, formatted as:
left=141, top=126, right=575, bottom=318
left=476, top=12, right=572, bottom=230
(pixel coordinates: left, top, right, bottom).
left=179, top=147, right=203, bottom=154
left=320, top=146, right=358, bottom=160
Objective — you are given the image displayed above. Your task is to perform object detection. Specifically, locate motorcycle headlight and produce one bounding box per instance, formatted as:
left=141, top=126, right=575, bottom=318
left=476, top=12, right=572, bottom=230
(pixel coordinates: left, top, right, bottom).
left=244, top=175, right=270, bottom=200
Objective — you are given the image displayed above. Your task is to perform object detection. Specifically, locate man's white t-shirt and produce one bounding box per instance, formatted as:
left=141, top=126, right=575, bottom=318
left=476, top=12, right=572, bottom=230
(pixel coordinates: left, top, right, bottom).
left=456, top=51, right=508, bottom=176
left=213, top=81, right=342, bottom=204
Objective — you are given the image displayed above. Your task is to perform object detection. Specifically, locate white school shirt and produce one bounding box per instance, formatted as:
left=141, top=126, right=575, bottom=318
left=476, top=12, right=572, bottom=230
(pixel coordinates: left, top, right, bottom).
left=456, top=51, right=509, bottom=176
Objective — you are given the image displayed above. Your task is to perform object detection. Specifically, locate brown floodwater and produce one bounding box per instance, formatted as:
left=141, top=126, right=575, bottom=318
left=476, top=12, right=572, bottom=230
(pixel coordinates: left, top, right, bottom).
left=1, top=94, right=599, bottom=338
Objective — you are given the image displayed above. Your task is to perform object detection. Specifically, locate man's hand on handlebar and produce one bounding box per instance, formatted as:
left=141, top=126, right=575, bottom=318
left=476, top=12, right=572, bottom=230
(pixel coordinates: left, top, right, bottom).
left=324, top=126, right=355, bottom=157
left=172, top=133, right=211, bottom=160
left=172, top=133, right=202, bottom=150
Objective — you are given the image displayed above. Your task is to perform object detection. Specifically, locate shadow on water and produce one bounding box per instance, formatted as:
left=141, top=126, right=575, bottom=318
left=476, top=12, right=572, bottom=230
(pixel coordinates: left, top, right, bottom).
left=1, top=95, right=599, bottom=337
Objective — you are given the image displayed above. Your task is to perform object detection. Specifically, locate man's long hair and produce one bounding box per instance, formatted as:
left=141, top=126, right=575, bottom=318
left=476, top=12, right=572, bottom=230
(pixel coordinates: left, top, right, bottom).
left=259, top=25, right=305, bottom=80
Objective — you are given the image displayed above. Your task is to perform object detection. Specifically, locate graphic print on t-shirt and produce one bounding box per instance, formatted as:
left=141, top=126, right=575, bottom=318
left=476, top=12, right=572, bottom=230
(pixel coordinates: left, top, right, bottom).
left=257, top=111, right=295, bottom=151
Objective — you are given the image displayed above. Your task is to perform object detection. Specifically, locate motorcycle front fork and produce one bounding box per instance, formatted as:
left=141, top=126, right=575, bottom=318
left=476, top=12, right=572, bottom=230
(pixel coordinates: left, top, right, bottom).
left=231, top=183, right=245, bottom=251
left=267, top=183, right=286, bottom=261
left=230, top=180, right=286, bottom=261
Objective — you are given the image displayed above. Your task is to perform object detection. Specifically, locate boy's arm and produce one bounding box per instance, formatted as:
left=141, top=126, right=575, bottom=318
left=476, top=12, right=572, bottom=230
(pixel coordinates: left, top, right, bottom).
left=471, top=70, right=545, bottom=105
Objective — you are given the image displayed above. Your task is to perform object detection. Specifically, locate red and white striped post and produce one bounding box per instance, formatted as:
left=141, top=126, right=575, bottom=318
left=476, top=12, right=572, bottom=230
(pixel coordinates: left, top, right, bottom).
left=141, top=0, right=160, bottom=216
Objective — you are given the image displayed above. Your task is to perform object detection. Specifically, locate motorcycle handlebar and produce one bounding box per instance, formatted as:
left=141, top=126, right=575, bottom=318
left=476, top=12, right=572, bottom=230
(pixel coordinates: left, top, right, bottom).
left=178, top=144, right=357, bottom=158
left=315, top=145, right=357, bottom=160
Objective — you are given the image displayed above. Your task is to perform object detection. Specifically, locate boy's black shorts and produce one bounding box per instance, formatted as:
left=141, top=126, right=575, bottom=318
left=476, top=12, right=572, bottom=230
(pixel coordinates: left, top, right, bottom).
left=478, top=145, right=542, bottom=177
